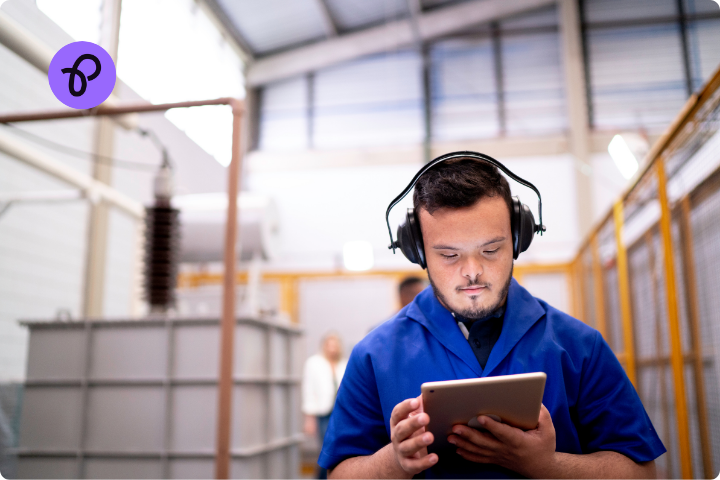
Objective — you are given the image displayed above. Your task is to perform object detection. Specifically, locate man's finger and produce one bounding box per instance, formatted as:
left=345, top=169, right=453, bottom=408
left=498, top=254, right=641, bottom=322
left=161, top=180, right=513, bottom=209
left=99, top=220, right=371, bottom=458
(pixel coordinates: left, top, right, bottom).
left=394, top=412, right=430, bottom=444
left=456, top=448, right=493, bottom=464
left=537, top=404, right=554, bottom=431
left=397, top=431, right=434, bottom=457
left=449, top=426, right=502, bottom=451
left=477, top=415, right=522, bottom=445
left=448, top=433, right=495, bottom=456
left=399, top=452, right=438, bottom=474
left=390, top=397, right=421, bottom=427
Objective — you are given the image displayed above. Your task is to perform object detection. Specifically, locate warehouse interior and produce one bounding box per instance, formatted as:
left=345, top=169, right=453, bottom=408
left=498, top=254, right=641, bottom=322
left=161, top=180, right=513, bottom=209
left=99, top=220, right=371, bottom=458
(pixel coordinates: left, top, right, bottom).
left=0, top=0, right=719, bottom=478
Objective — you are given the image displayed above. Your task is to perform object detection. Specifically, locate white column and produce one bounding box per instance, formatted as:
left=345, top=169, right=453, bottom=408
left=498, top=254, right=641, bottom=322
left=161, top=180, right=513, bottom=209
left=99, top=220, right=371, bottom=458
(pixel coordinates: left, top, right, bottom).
left=559, top=0, right=594, bottom=239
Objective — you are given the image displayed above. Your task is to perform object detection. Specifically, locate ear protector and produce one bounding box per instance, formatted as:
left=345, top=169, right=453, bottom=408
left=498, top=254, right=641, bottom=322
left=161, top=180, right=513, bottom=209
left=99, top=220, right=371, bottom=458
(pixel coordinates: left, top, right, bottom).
left=386, top=151, right=546, bottom=269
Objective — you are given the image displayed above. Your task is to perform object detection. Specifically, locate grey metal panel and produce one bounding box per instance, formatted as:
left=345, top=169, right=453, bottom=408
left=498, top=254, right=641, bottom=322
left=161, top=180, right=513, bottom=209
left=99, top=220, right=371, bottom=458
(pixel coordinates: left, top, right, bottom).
left=289, top=331, right=303, bottom=377
left=232, top=454, right=265, bottom=479
left=583, top=0, right=677, bottom=23
left=168, top=459, right=214, bottom=479
left=89, top=326, right=167, bottom=380
left=85, top=387, right=165, bottom=452
left=269, top=385, right=288, bottom=441
left=288, top=445, right=300, bottom=480
left=267, top=447, right=288, bottom=479
left=500, top=4, right=557, bottom=30
left=25, top=328, right=86, bottom=380
left=270, top=329, right=289, bottom=377
left=289, top=385, right=301, bottom=437
left=684, top=0, right=720, bottom=15
left=234, top=324, right=268, bottom=377
left=588, top=23, right=687, bottom=131
left=232, top=384, right=267, bottom=448
left=313, top=50, right=423, bottom=149
left=18, top=388, right=82, bottom=450
left=430, top=38, right=499, bottom=141
left=687, top=17, right=720, bottom=91
left=18, top=318, right=303, bottom=478
left=502, top=30, right=566, bottom=136
left=258, top=76, right=309, bottom=151
left=216, top=0, right=327, bottom=54
left=173, top=325, right=219, bottom=380
left=17, top=457, right=77, bottom=479
left=83, top=458, right=163, bottom=479
left=324, top=0, right=408, bottom=32
left=170, top=386, right=216, bottom=452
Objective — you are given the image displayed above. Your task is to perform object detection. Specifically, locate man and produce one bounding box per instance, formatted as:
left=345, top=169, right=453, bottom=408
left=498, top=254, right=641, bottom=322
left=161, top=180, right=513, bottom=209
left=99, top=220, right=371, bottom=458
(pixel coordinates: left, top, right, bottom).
left=320, top=157, right=665, bottom=478
left=398, top=276, right=426, bottom=309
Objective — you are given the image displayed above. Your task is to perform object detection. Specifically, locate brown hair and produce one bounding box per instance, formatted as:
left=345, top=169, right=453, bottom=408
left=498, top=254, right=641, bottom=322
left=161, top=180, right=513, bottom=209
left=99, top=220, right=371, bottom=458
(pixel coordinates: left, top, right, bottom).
left=413, top=158, right=513, bottom=216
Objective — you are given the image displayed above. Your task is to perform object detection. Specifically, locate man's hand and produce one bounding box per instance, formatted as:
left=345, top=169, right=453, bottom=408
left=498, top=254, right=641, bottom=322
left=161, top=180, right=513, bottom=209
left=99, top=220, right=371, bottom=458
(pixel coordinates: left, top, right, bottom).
left=389, top=395, right=439, bottom=476
left=447, top=403, right=556, bottom=478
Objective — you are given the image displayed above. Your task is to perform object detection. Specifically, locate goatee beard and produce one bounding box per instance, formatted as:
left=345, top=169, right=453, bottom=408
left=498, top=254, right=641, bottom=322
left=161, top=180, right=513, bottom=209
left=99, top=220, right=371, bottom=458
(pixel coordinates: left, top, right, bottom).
left=429, top=264, right=513, bottom=320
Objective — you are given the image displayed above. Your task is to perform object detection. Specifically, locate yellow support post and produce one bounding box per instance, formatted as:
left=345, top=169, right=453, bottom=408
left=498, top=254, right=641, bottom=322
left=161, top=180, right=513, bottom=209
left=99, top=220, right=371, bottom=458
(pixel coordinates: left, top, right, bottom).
left=612, top=200, right=637, bottom=387
left=590, top=234, right=607, bottom=339
left=280, top=277, right=299, bottom=324
left=656, top=160, right=693, bottom=479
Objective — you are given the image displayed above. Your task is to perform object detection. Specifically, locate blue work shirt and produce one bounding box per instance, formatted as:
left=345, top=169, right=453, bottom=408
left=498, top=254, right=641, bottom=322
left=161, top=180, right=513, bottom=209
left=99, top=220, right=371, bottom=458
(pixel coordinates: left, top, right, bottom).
left=318, top=279, right=665, bottom=478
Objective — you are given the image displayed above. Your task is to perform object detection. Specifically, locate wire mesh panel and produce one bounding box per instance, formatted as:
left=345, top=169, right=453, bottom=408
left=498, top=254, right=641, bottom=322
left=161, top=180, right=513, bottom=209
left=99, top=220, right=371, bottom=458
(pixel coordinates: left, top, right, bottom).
left=573, top=63, right=720, bottom=478
left=689, top=176, right=720, bottom=475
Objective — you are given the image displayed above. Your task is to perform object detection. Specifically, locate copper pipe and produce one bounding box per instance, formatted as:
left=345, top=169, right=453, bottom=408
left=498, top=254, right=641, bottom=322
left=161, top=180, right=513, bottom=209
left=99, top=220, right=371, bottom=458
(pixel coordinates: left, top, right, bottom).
left=214, top=101, right=243, bottom=480
left=0, top=97, right=236, bottom=123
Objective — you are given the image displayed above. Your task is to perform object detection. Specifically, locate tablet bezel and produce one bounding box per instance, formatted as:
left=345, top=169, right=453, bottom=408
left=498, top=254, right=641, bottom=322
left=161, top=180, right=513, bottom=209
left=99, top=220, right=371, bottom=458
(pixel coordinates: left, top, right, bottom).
left=421, top=372, right=546, bottom=453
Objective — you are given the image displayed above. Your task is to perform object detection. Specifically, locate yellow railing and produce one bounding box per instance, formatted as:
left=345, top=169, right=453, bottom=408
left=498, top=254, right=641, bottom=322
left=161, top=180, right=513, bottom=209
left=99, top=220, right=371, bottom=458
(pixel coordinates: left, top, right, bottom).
left=570, top=63, right=720, bottom=479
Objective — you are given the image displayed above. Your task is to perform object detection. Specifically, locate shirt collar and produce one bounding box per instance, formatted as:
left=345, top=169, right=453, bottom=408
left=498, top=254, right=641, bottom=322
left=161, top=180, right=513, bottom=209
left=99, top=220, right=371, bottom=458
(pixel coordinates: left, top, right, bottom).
left=406, top=278, right=545, bottom=377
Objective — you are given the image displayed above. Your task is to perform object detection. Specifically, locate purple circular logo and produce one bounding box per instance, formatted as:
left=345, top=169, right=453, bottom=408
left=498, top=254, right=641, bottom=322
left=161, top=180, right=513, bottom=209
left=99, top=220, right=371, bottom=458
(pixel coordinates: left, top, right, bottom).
left=49, top=41, right=116, bottom=109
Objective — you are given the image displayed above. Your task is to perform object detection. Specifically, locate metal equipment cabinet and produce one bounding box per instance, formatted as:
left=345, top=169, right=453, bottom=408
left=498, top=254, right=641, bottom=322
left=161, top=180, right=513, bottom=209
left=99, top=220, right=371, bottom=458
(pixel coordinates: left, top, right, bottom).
left=15, top=316, right=303, bottom=479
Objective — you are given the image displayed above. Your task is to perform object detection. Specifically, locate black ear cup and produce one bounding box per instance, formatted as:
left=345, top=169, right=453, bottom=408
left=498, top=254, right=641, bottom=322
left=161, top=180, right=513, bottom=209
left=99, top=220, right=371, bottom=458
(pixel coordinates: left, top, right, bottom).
left=395, top=209, right=427, bottom=268
left=511, top=196, right=536, bottom=259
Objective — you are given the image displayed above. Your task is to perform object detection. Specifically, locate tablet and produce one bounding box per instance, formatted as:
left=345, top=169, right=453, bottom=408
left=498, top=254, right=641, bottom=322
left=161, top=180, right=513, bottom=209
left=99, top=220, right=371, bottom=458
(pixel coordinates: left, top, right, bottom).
left=421, top=372, right=546, bottom=453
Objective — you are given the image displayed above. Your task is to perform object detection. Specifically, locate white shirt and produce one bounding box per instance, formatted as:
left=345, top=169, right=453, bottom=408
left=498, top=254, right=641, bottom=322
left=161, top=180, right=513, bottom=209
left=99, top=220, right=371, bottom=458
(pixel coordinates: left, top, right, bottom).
left=302, top=354, right=347, bottom=416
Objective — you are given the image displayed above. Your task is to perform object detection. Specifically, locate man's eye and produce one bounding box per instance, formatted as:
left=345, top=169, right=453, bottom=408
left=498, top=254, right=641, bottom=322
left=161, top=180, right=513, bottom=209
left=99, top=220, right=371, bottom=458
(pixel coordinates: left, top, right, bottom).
left=440, top=254, right=457, bottom=259
left=485, top=249, right=499, bottom=254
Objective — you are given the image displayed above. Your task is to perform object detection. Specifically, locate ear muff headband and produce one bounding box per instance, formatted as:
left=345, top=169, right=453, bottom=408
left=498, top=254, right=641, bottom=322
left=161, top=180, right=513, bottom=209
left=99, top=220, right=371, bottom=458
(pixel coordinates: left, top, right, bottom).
left=385, top=150, right=546, bottom=255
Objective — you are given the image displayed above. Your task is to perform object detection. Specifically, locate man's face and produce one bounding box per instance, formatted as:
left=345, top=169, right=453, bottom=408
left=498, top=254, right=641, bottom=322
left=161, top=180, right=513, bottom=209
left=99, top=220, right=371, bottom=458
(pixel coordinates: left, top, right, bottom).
left=323, top=336, right=341, bottom=361
left=418, top=195, right=514, bottom=320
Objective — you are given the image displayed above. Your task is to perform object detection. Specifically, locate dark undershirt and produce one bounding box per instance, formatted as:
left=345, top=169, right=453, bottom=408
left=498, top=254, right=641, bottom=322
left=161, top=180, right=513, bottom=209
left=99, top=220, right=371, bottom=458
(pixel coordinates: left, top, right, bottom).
left=455, top=305, right=505, bottom=371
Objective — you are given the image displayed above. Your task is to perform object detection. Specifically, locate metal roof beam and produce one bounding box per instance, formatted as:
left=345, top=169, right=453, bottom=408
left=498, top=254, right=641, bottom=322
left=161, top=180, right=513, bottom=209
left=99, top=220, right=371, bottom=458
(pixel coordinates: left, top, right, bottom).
left=315, top=0, right=338, bottom=38
left=247, top=0, right=556, bottom=86
left=196, top=0, right=255, bottom=63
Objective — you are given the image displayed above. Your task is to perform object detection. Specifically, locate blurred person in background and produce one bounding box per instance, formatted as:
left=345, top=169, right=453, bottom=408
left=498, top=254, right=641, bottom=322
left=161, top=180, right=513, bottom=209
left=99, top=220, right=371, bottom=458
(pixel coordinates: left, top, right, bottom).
left=368, top=276, right=426, bottom=334
left=398, top=276, right=426, bottom=309
left=303, top=332, right=347, bottom=479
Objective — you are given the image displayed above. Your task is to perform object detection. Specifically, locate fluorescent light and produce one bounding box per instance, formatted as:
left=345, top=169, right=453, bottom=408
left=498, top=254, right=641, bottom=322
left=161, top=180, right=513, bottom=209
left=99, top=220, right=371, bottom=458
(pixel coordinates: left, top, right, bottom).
left=343, top=241, right=374, bottom=271
left=608, top=134, right=639, bottom=180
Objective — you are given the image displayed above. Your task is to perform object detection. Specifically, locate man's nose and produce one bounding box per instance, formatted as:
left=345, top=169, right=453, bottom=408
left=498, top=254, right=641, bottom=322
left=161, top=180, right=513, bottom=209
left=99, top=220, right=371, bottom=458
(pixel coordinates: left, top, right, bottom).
left=461, top=256, right=483, bottom=280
